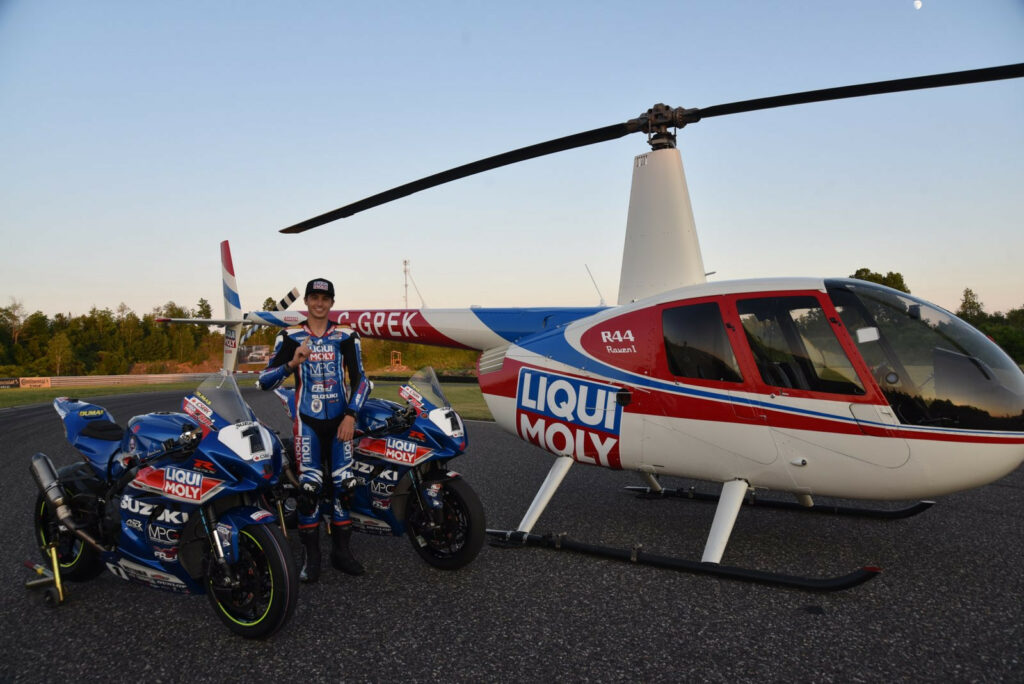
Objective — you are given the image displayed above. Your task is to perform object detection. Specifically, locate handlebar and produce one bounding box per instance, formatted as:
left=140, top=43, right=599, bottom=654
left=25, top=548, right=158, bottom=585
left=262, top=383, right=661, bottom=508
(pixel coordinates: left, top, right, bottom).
left=361, top=404, right=418, bottom=438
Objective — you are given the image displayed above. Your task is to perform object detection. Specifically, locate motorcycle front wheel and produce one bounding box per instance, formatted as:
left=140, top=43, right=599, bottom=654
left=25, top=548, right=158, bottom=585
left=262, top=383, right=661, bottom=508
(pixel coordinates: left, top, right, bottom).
left=33, top=493, right=103, bottom=581
left=406, top=477, right=485, bottom=570
left=206, top=524, right=298, bottom=639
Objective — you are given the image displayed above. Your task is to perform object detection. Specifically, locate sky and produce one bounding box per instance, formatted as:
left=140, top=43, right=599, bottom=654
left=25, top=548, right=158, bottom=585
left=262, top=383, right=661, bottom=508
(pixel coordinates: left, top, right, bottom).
left=1, top=1, right=1022, bottom=321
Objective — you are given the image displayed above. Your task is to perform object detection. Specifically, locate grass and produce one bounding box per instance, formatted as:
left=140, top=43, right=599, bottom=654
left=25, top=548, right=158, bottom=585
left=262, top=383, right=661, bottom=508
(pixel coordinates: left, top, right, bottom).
left=369, top=380, right=493, bottom=421
left=0, top=378, right=495, bottom=421
left=0, top=382, right=201, bottom=409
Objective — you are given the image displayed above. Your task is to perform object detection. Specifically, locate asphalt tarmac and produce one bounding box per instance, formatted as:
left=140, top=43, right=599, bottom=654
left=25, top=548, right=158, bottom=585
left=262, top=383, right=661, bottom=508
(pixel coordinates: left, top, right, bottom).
left=1, top=388, right=1021, bottom=682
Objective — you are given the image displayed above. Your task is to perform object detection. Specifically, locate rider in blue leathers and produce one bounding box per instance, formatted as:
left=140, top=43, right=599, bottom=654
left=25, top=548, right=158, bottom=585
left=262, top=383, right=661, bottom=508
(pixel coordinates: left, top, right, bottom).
left=259, top=278, right=369, bottom=581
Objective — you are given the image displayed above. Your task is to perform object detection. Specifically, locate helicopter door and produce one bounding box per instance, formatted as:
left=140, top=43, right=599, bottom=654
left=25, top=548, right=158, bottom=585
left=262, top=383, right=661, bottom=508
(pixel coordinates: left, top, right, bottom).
left=733, top=293, right=909, bottom=470
left=647, top=299, right=777, bottom=470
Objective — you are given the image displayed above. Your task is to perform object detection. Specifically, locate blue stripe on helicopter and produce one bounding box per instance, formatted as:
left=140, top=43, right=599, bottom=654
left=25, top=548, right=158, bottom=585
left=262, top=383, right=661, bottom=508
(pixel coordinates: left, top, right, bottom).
left=469, top=307, right=607, bottom=343
left=249, top=311, right=294, bottom=326
left=223, top=282, right=241, bottom=310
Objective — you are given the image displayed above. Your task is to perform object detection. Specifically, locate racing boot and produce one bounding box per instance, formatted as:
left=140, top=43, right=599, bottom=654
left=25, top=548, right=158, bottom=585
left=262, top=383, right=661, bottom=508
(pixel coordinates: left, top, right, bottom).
left=330, top=525, right=364, bottom=576
left=299, top=527, right=321, bottom=583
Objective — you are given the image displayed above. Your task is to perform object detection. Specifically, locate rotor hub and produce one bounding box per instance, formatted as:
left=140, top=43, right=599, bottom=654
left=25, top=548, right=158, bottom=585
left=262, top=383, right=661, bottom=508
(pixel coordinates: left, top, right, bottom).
left=628, top=104, right=703, bottom=150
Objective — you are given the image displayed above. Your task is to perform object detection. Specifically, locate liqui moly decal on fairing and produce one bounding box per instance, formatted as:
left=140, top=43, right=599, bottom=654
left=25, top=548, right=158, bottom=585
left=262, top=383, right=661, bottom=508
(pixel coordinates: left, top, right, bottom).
left=516, top=368, right=623, bottom=469
left=356, top=436, right=434, bottom=465
left=132, top=466, right=226, bottom=503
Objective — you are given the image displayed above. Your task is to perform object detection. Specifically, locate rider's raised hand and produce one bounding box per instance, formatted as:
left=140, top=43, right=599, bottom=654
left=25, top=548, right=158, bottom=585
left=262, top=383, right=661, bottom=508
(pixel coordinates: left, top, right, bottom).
left=290, top=339, right=311, bottom=369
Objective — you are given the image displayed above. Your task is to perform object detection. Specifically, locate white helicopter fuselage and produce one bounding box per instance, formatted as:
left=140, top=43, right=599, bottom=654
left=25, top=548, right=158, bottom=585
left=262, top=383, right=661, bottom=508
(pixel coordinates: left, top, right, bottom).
left=328, top=273, right=1024, bottom=504
left=469, top=277, right=1024, bottom=502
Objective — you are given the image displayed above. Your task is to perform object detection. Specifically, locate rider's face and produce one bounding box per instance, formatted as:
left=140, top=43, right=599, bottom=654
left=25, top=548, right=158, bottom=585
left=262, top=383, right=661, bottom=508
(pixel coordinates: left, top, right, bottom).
left=305, top=293, right=333, bottom=320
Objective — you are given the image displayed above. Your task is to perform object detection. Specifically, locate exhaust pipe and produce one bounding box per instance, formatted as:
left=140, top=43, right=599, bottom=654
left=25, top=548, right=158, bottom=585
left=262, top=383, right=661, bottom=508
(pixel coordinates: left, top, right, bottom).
left=30, top=453, right=106, bottom=553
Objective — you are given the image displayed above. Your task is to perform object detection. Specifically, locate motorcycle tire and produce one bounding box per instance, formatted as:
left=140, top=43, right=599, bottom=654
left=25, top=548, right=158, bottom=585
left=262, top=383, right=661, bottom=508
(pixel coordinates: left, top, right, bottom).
left=406, top=477, right=485, bottom=570
left=206, top=523, right=298, bottom=639
left=33, top=492, right=103, bottom=582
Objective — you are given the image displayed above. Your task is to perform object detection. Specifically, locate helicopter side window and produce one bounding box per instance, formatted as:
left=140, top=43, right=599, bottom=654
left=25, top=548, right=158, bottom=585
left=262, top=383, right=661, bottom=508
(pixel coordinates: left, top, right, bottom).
left=662, top=302, right=742, bottom=383
left=737, top=296, right=865, bottom=395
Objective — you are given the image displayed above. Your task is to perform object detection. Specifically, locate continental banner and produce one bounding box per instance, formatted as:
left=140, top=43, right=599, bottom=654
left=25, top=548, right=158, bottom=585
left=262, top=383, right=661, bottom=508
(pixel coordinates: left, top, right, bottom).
left=19, top=377, right=52, bottom=389
left=0, top=378, right=19, bottom=389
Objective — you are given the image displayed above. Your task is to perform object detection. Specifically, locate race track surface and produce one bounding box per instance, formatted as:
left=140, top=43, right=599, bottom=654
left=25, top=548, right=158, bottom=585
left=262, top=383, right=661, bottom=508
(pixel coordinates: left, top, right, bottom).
left=1, top=388, right=1022, bottom=682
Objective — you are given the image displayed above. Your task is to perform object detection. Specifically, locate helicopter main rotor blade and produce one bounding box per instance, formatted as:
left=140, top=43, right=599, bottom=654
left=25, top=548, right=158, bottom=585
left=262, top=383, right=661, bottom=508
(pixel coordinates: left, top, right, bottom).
left=281, top=122, right=634, bottom=234
left=282, top=62, right=1023, bottom=234
left=690, top=62, right=1024, bottom=122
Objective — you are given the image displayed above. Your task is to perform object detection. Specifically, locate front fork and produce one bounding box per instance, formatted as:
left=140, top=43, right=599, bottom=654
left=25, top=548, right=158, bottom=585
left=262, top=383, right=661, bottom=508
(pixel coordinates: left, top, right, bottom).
left=199, top=505, right=238, bottom=588
left=409, top=467, right=446, bottom=527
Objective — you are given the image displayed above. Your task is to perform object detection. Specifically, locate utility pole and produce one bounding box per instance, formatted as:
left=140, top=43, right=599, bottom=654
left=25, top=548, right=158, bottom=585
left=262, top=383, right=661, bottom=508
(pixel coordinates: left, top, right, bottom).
left=403, top=259, right=409, bottom=309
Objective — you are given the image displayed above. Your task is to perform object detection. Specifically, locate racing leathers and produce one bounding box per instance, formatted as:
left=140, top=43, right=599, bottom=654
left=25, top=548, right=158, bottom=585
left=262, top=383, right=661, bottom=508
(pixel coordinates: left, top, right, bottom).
left=258, top=321, right=369, bottom=531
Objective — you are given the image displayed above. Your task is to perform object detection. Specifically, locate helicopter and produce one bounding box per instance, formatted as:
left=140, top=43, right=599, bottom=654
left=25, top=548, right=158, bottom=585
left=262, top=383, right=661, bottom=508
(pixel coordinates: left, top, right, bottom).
left=171, top=64, right=1024, bottom=590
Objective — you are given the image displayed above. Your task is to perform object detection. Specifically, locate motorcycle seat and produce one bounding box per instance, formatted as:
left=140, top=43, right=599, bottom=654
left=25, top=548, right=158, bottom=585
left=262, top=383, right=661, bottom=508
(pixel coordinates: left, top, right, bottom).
left=79, top=419, right=124, bottom=442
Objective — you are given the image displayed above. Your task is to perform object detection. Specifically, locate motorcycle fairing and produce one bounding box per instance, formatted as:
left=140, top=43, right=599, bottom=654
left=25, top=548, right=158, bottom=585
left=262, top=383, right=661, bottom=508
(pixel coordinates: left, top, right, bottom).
left=104, top=556, right=191, bottom=594
left=124, top=412, right=199, bottom=463
left=52, top=397, right=123, bottom=479
left=115, top=486, right=203, bottom=592
left=213, top=506, right=278, bottom=564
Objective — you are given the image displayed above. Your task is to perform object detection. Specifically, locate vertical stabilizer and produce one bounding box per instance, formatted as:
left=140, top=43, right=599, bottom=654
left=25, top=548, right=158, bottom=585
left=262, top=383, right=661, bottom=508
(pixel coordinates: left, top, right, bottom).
left=220, top=240, right=244, bottom=372
left=617, top=147, right=706, bottom=305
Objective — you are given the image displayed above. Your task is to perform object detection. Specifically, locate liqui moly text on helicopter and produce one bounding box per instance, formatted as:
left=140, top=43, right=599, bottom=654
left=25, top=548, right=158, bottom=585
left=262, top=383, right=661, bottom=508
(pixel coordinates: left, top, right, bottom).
left=516, top=368, right=623, bottom=469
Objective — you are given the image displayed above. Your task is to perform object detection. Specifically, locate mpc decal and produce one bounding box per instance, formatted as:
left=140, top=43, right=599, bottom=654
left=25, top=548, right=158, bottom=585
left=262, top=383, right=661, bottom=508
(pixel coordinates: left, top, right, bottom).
left=516, top=368, right=623, bottom=469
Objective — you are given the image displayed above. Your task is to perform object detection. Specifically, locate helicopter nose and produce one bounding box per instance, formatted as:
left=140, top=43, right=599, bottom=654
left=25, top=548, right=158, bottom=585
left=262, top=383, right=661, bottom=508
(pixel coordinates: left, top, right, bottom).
left=907, top=440, right=1024, bottom=498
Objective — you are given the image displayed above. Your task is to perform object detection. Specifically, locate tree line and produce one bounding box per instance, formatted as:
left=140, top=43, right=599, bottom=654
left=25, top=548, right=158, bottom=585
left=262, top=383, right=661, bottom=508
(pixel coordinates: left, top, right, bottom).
left=0, top=299, right=231, bottom=377
left=0, top=297, right=477, bottom=377
left=849, top=269, right=1024, bottom=363
left=2, top=272, right=1022, bottom=378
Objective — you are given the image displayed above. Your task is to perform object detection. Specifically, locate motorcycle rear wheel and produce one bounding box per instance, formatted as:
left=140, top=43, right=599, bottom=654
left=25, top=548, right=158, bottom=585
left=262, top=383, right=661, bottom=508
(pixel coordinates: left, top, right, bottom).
left=406, top=477, right=485, bottom=570
left=33, top=493, right=103, bottom=581
left=206, top=524, right=298, bottom=639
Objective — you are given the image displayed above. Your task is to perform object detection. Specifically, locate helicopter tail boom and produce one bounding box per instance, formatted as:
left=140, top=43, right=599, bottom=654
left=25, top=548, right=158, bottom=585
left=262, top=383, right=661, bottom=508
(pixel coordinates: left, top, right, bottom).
left=327, top=306, right=606, bottom=351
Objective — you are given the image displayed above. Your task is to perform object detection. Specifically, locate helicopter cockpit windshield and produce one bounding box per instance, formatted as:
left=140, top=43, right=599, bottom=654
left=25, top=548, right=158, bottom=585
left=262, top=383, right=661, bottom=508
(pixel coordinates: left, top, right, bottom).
left=826, top=279, right=1024, bottom=431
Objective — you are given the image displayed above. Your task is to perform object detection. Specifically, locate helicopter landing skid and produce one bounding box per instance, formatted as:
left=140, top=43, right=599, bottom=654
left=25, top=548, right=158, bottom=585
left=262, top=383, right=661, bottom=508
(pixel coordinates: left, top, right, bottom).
left=625, top=486, right=935, bottom=520
left=486, top=528, right=880, bottom=591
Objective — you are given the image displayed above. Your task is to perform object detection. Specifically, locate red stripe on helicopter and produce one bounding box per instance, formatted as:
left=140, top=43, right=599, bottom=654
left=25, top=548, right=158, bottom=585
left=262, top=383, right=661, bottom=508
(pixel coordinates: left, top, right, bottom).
left=220, top=240, right=235, bottom=276
left=329, top=309, right=471, bottom=349
left=481, top=357, right=1024, bottom=446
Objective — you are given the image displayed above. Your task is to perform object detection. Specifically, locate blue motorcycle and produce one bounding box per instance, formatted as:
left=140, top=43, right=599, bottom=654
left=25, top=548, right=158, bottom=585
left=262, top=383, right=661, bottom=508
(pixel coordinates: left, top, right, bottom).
left=272, top=367, right=485, bottom=570
left=29, top=372, right=298, bottom=639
